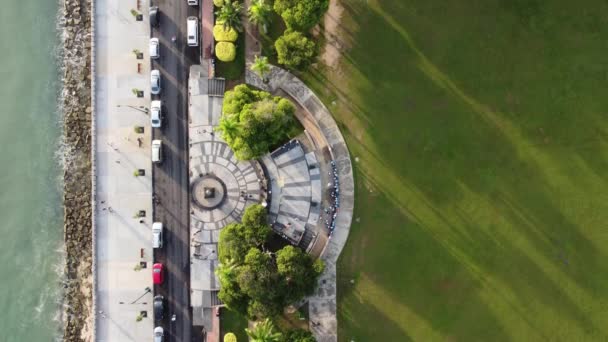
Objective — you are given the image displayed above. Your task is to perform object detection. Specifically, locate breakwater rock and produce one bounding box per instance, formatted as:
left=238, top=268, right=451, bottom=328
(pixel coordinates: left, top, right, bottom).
left=60, top=0, right=93, bottom=340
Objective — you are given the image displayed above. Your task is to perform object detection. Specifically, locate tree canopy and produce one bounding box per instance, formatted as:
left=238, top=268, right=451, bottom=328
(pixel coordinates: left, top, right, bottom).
left=218, top=204, right=271, bottom=263
left=275, top=31, right=317, bottom=70
left=273, top=0, right=329, bottom=31
left=216, top=205, right=324, bottom=320
left=218, top=85, right=295, bottom=160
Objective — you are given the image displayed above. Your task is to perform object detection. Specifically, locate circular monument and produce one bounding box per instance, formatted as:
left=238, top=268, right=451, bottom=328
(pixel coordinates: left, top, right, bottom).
left=191, top=174, right=227, bottom=210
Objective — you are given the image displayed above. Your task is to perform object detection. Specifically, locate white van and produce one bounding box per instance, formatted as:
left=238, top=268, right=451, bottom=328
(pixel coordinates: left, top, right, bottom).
left=187, top=17, right=198, bottom=47
left=151, top=140, right=162, bottom=163
left=187, top=0, right=198, bottom=5
left=152, top=222, right=163, bottom=249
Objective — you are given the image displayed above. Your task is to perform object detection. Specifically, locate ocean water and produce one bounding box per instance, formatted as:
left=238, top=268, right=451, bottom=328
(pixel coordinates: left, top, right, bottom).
left=0, top=0, right=64, bottom=341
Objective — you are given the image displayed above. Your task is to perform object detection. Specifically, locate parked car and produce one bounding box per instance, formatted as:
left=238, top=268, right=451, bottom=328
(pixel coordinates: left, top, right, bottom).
left=150, top=69, right=161, bottom=95
left=153, top=263, right=164, bottom=284
left=149, top=6, right=159, bottom=28
left=153, top=295, right=164, bottom=321
left=152, top=222, right=163, bottom=248
left=187, top=0, right=198, bottom=5
left=150, top=100, right=162, bottom=128
left=151, top=140, right=162, bottom=163
left=154, top=326, right=164, bottom=342
left=187, top=16, right=198, bottom=47
left=149, top=38, right=160, bottom=59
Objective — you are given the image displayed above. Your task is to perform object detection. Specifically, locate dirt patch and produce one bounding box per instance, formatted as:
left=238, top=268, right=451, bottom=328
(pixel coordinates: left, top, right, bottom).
left=320, top=0, right=346, bottom=69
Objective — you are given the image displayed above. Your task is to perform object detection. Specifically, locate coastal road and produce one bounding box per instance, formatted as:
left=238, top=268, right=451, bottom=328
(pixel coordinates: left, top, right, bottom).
left=150, top=1, right=199, bottom=341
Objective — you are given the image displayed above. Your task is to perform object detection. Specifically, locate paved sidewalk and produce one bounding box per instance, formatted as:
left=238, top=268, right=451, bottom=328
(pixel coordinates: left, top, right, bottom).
left=95, top=0, right=154, bottom=340
left=246, top=67, right=354, bottom=342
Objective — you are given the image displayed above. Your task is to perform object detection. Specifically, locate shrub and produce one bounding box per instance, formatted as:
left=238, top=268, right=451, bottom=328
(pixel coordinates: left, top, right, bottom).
left=213, top=0, right=224, bottom=7
left=224, top=332, right=237, bottom=342
left=275, top=30, right=317, bottom=70
left=213, top=24, right=238, bottom=42
left=216, top=42, right=237, bottom=62
left=274, top=0, right=329, bottom=31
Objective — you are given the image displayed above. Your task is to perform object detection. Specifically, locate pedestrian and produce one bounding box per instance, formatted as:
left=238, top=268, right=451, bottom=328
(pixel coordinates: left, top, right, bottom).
left=102, top=207, right=107, bottom=211
left=101, top=200, right=105, bottom=204
left=108, top=207, right=114, bottom=213
left=115, top=160, right=120, bottom=164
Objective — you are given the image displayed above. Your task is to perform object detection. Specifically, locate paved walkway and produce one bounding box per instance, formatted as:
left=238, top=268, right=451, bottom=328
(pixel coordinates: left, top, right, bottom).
left=246, top=67, right=354, bottom=342
left=94, top=0, right=155, bottom=340
left=189, top=65, right=265, bottom=336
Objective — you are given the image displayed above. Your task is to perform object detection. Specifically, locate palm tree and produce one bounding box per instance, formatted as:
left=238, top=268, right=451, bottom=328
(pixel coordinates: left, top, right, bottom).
left=251, top=55, right=270, bottom=82
left=245, top=319, right=282, bottom=342
left=216, top=115, right=240, bottom=139
left=248, top=0, right=272, bottom=34
left=216, top=1, right=243, bottom=32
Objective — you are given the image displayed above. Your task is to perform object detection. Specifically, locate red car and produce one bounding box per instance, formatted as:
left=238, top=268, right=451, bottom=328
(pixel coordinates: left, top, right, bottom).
left=153, top=263, right=164, bottom=284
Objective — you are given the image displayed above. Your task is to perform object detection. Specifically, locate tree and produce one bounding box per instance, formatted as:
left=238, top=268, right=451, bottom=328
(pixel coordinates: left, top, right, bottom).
left=248, top=0, right=272, bottom=33
left=238, top=248, right=285, bottom=318
left=216, top=1, right=243, bottom=32
left=216, top=114, right=240, bottom=140
left=218, top=205, right=271, bottom=263
left=275, top=31, right=317, bottom=70
left=246, top=319, right=283, bottom=342
left=282, top=329, right=315, bottom=342
left=251, top=55, right=271, bottom=82
left=273, top=0, right=329, bottom=31
left=217, top=258, right=248, bottom=314
left=276, top=246, right=324, bottom=303
left=221, top=85, right=296, bottom=160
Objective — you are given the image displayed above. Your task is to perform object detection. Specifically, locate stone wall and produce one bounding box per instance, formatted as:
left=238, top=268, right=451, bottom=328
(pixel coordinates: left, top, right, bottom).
left=60, top=0, right=93, bottom=340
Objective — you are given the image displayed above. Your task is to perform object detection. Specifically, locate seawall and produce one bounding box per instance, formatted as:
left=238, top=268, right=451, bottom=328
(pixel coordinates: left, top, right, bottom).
left=59, top=0, right=93, bottom=340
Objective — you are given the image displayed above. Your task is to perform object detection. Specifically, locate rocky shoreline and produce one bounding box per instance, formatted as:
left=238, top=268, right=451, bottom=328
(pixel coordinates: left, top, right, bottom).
left=60, top=0, right=93, bottom=340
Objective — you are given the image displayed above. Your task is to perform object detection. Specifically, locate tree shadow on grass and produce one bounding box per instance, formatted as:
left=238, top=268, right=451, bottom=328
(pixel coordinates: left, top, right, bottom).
left=320, top=1, right=608, bottom=340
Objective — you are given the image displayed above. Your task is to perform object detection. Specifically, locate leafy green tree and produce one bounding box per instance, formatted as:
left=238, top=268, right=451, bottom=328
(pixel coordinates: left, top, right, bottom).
left=282, top=329, right=315, bottom=342
left=217, top=1, right=243, bottom=32
left=246, top=319, right=283, bottom=342
left=248, top=0, right=272, bottom=33
left=217, top=258, right=248, bottom=314
left=251, top=55, right=271, bottom=81
left=218, top=205, right=271, bottom=263
left=216, top=113, right=240, bottom=138
left=224, top=332, right=238, bottom=342
left=238, top=248, right=285, bottom=318
left=276, top=246, right=324, bottom=302
left=273, top=0, right=329, bottom=31
left=221, top=85, right=295, bottom=160
left=275, top=30, right=317, bottom=70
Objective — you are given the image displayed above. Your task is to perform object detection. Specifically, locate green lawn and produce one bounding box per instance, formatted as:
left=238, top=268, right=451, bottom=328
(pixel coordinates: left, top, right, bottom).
left=220, top=308, right=248, bottom=342
left=301, top=0, right=608, bottom=340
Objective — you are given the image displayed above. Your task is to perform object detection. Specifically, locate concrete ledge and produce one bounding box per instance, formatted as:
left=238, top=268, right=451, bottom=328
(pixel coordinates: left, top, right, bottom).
left=246, top=66, right=354, bottom=342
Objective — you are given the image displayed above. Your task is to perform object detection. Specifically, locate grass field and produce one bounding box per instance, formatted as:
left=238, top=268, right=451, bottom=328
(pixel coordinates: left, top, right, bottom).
left=300, top=0, right=608, bottom=340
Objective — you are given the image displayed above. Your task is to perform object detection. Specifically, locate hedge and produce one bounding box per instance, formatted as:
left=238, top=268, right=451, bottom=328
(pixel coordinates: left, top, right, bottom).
left=213, top=24, right=238, bottom=42
left=216, top=41, right=236, bottom=62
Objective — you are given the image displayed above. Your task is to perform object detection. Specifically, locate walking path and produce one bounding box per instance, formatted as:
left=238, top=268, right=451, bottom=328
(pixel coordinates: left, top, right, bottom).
left=246, top=67, right=354, bottom=342
left=94, top=0, right=155, bottom=339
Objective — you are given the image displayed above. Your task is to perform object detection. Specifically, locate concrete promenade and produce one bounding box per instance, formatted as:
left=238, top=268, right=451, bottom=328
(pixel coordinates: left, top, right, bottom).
left=94, top=0, right=154, bottom=340
left=246, top=67, right=355, bottom=342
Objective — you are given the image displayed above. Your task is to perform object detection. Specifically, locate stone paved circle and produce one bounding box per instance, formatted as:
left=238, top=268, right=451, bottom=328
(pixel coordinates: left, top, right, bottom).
left=190, top=140, right=263, bottom=231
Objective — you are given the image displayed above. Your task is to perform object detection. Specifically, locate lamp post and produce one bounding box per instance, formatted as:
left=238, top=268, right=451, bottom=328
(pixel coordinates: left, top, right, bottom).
left=119, top=286, right=152, bottom=305
left=117, top=104, right=149, bottom=114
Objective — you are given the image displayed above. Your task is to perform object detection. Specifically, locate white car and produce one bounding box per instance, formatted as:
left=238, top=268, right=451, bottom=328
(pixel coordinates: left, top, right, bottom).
left=150, top=38, right=159, bottom=59
left=150, top=100, right=162, bottom=128
left=152, top=222, right=163, bottom=248
left=187, top=0, right=198, bottom=5
left=150, top=69, right=161, bottom=95
left=154, top=326, right=164, bottom=342
left=152, top=140, right=162, bottom=163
